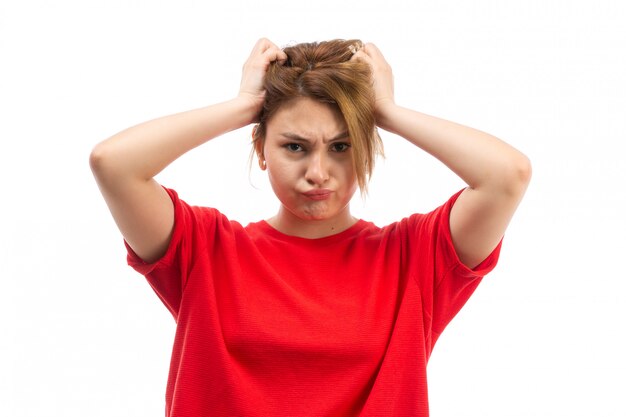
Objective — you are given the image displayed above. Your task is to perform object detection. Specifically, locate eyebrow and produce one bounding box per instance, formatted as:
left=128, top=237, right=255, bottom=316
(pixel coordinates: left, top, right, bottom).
left=280, top=131, right=349, bottom=144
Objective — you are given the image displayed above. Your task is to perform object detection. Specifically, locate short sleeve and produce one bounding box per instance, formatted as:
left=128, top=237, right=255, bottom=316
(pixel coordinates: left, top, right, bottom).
left=402, top=189, right=502, bottom=350
left=124, top=187, right=221, bottom=319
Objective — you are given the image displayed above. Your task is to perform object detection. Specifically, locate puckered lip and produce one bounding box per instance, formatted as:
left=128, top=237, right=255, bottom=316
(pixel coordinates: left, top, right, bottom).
left=302, top=189, right=333, bottom=200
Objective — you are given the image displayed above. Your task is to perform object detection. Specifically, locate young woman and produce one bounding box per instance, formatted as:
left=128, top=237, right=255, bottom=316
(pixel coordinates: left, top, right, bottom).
left=90, top=38, right=531, bottom=417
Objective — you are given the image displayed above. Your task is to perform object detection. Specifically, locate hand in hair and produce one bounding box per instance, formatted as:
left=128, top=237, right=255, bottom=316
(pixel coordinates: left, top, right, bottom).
left=238, top=38, right=288, bottom=122
left=351, top=43, right=395, bottom=120
left=355, top=42, right=531, bottom=269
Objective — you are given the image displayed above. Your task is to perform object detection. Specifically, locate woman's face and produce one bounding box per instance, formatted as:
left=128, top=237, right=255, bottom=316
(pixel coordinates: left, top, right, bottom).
left=261, top=97, right=358, bottom=235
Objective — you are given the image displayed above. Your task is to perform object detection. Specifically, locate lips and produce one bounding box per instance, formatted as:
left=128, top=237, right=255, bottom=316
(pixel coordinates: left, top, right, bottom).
left=302, top=189, right=333, bottom=200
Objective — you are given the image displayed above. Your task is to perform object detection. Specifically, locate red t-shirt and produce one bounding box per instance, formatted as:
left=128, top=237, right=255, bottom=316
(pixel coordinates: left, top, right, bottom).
left=126, top=187, right=501, bottom=417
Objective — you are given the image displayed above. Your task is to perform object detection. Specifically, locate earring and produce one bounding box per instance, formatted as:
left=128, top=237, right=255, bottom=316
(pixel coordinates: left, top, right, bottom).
left=259, top=159, right=267, bottom=170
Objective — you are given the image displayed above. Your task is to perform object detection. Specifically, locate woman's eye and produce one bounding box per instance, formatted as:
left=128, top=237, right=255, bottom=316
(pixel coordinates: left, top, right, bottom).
left=285, top=143, right=304, bottom=152
left=331, top=142, right=351, bottom=152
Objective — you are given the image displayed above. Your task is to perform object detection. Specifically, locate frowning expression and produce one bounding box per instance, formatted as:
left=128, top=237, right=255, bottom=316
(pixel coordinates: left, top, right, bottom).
left=260, top=97, right=358, bottom=234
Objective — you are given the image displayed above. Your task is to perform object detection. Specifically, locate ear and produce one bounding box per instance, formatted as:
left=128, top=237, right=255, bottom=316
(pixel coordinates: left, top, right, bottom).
left=251, top=124, right=258, bottom=140
left=252, top=124, right=266, bottom=170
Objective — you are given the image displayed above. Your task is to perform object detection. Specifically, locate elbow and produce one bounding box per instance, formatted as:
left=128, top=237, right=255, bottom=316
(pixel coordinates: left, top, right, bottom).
left=90, top=138, right=149, bottom=185
left=514, top=153, right=532, bottom=186
left=89, top=140, right=125, bottom=184
left=89, top=141, right=111, bottom=177
left=477, top=151, right=531, bottom=196
left=503, top=152, right=532, bottom=196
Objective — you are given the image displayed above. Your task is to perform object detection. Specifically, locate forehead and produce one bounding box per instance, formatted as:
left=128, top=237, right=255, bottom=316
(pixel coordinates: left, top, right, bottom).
left=266, top=97, right=347, bottom=139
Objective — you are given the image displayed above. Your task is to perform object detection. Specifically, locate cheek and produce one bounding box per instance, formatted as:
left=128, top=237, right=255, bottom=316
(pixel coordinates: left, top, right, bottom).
left=343, top=168, right=358, bottom=195
left=267, top=159, right=289, bottom=179
left=267, top=154, right=304, bottom=177
left=339, top=160, right=357, bottom=182
left=266, top=162, right=297, bottom=194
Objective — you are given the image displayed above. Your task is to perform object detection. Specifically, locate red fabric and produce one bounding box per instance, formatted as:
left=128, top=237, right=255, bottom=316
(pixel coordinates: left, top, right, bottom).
left=126, top=187, right=501, bottom=417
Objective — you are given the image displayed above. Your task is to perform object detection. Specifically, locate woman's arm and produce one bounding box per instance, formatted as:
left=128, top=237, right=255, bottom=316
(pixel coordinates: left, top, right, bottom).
left=90, top=38, right=287, bottom=263
left=354, top=44, right=531, bottom=269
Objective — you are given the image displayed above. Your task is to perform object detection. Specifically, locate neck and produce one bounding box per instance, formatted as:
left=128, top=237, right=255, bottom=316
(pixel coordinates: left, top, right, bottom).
left=267, top=205, right=358, bottom=239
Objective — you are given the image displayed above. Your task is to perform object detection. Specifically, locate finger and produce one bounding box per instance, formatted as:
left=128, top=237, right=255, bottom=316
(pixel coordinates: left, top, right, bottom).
left=350, top=49, right=371, bottom=63
left=248, top=38, right=281, bottom=63
left=359, top=44, right=393, bottom=77
left=261, top=46, right=288, bottom=65
left=363, top=43, right=390, bottom=65
left=270, top=48, right=288, bottom=64
left=252, top=38, right=273, bottom=54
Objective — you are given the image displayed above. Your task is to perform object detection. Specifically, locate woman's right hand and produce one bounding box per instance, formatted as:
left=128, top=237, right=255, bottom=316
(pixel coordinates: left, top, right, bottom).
left=238, top=38, right=288, bottom=122
left=90, top=39, right=287, bottom=264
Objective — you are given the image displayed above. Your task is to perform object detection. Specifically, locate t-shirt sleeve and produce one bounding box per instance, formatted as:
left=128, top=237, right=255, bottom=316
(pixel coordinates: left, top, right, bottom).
left=403, top=189, right=502, bottom=352
left=124, top=187, right=221, bottom=320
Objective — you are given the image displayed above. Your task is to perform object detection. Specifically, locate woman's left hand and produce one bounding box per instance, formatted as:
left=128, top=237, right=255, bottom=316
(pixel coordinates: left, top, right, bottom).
left=352, top=43, right=395, bottom=122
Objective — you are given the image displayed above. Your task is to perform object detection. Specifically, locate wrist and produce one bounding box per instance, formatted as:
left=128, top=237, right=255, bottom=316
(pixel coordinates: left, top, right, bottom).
left=374, top=100, right=399, bottom=132
left=234, top=93, right=264, bottom=124
left=229, top=95, right=263, bottom=127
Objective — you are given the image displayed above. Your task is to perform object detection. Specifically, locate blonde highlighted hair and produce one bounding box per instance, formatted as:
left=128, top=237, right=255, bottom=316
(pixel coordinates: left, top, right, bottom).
left=253, top=39, right=383, bottom=193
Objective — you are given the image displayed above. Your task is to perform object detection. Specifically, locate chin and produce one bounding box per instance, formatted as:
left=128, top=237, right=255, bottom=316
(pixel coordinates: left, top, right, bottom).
left=300, top=202, right=338, bottom=220
left=300, top=210, right=332, bottom=221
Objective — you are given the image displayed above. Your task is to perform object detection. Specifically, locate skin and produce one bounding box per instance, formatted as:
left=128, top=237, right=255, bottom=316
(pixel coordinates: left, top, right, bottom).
left=90, top=39, right=287, bottom=263
left=352, top=44, right=531, bottom=268
left=260, top=97, right=359, bottom=239
left=90, top=38, right=531, bottom=269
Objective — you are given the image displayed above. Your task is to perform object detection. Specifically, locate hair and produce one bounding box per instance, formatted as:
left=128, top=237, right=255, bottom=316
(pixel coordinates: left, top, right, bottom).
left=253, top=39, right=383, bottom=194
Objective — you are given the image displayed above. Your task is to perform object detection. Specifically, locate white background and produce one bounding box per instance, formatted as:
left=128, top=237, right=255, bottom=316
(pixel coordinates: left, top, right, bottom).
left=1, top=0, right=625, bottom=416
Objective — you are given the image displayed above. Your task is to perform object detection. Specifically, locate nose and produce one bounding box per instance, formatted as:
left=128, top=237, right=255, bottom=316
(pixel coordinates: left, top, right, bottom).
left=304, top=152, right=330, bottom=185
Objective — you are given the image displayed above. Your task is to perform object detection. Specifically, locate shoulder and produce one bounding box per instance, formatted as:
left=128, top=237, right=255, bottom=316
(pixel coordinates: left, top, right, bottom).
left=379, top=189, right=465, bottom=240
left=160, top=187, right=249, bottom=246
